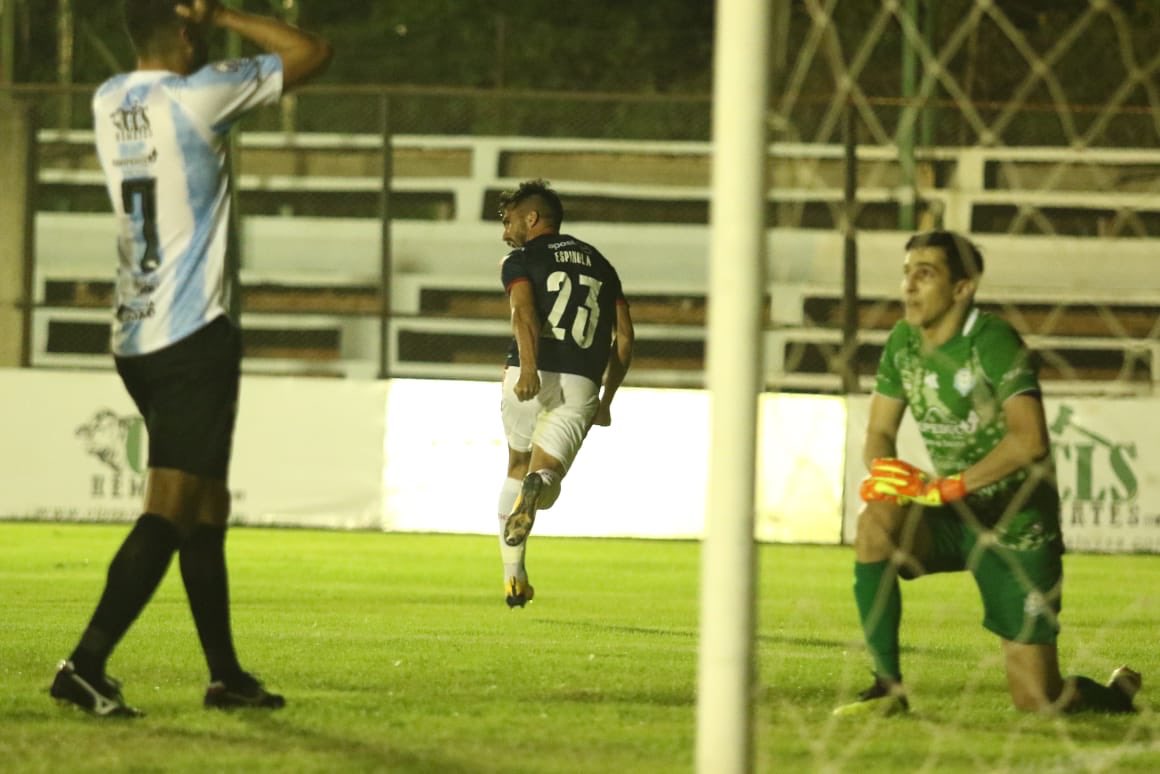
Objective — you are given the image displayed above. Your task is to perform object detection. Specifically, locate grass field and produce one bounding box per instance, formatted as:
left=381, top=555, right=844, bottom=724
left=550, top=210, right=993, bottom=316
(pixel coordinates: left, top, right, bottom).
left=1, top=521, right=1157, bottom=772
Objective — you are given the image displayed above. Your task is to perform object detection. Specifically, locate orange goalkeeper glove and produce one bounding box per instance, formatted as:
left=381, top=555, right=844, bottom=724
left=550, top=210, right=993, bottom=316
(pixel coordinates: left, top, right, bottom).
left=859, top=457, right=967, bottom=506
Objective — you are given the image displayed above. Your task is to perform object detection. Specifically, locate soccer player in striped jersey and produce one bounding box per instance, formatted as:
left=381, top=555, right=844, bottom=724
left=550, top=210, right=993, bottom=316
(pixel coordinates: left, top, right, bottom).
left=50, top=0, right=331, bottom=716
left=495, top=180, right=635, bottom=608
left=835, top=231, right=1140, bottom=716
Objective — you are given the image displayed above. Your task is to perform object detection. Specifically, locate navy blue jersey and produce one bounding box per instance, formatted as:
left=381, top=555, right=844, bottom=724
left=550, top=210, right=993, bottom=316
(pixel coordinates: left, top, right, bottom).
left=501, top=233, right=627, bottom=384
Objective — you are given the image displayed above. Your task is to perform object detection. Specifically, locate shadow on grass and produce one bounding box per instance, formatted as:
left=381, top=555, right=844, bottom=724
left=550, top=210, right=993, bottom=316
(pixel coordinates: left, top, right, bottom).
left=534, top=617, right=697, bottom=640
left=548, top=685, right=695, bottom=707
left=109, top=711, right=480, bottom=772
left=533, top=616, right=954, bottom=657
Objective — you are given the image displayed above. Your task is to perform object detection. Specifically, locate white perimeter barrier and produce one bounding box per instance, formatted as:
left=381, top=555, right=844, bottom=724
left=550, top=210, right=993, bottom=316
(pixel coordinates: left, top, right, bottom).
left=383, top=379, right=845, bottom=542
left=1, top=368, right=1155, bottom=551
left=0, top=368, right=387, bottom=529
left=0, top=368, right=842, bottom=542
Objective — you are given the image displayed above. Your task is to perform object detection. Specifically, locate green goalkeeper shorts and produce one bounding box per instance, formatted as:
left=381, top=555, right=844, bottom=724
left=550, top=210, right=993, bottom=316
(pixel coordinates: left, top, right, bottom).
left=911, top=490, right=1064, bottom=645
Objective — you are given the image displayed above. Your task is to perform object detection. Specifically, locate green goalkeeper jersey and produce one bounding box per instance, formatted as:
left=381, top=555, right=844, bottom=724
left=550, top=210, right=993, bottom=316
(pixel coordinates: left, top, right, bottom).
left=874, top=307, right=1041, bottom=500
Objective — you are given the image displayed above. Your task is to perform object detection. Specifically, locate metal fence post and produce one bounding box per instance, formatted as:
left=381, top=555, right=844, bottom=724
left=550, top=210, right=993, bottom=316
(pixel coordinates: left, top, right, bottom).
left=378, top=91, right=393, bottom=380
left=0, top=92, right=36, bottom=367
left=841, top=101, right=859, bottom=395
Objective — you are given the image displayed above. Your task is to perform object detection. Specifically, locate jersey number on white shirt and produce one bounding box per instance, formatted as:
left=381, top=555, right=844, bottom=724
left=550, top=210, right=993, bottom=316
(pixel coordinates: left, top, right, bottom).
left=121, top=178, right=161, bottom=273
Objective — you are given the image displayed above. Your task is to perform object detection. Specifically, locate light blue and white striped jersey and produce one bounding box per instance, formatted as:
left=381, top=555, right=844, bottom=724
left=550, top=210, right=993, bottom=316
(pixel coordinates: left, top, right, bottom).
left=92, top=55, right=284, bottom=356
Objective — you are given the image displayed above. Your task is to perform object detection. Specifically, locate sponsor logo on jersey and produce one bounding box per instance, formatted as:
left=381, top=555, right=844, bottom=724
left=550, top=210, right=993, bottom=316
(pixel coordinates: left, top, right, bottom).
left=111, top=101, right=151, bottom=142
left=115, top=301, right=156, bottom=323
left=915, top=405, right=979, bottom=439
left=113, top=147, right=159, bottom=168
left=132, top=274, right=159, bottom=294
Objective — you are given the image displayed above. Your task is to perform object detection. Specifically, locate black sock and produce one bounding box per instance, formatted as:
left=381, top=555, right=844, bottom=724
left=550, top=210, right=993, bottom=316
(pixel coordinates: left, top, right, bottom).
left=70, top=514, right=180, bottom=678
left=180, top=525, right=242, bottom=683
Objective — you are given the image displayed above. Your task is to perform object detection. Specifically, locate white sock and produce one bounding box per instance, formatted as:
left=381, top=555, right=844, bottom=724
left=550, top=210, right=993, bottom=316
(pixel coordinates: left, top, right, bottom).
left=497, top=477, right=525, bottom=580
left=498, top=476, right=521, bottom=517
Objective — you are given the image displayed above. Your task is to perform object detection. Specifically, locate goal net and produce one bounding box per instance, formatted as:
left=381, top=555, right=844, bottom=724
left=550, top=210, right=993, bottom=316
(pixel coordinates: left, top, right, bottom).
left=757, top=0, right=1159, bottom=767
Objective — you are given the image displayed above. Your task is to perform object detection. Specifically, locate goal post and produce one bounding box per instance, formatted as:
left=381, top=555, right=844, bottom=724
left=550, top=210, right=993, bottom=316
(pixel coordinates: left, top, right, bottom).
left=695, top=0, right=771, bottom=771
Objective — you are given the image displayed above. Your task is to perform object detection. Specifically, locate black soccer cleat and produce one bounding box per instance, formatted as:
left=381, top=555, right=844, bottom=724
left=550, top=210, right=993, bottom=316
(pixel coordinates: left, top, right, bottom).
left=204, top=671, right=286, bottom=710
left=1107, top=666, right=1142, bottom=713
left=50, top=660, right=143, bottom=718
left=503, top=473, right=543, bottom=547
left=504, top=576, right=535, bottom=608
left=832, top=674, right=910, bottom=717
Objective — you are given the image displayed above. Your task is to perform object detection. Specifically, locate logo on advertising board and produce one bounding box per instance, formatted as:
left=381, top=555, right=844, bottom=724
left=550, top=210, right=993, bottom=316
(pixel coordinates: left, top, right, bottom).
left=72, top=408, right=246, bottom=521
left=1049, top=404, right=1159, bottom=550
left=75, top=409, right=148, bottom=502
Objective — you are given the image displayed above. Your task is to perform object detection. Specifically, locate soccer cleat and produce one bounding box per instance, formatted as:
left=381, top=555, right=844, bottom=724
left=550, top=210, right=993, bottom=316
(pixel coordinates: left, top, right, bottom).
left=204, top=671, right=285, bottom=710
left=50, top=660, right=142, bottom=718
left=832, top=676, right=910, bottom=717
left=503, top=473, right=543, bottom=547
left=505, top=577, right=535, bottom=608
left=1108, top=666, right=1142, bottom=711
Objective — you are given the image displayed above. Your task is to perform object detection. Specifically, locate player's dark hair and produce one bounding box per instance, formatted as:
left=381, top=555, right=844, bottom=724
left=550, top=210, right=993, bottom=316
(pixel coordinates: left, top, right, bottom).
left=498, top=179, right=564, bottom=229
left=905, top=230, right=984, bottom=282
left=123, top=0, right=184, bottom=57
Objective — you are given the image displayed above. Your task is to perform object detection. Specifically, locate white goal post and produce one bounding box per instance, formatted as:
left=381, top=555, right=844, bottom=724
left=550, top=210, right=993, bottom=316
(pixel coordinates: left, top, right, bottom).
left=696, top=0, right=771, bottom=771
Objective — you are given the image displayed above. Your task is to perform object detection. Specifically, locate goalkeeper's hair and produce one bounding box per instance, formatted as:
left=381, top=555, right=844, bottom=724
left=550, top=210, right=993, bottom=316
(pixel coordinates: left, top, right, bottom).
left=906, top=230, right=984, bottom=282
left=498, top=179, right=564, bottom=229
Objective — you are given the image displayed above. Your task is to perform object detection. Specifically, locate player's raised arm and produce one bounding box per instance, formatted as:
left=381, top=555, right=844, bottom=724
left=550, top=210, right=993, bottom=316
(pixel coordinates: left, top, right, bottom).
left=177, top=0, right=333, bottom=90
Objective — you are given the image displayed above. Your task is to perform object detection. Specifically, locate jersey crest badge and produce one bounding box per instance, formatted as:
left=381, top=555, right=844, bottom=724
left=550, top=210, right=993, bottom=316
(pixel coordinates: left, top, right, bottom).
left=953, top=367, right=975, bottom=396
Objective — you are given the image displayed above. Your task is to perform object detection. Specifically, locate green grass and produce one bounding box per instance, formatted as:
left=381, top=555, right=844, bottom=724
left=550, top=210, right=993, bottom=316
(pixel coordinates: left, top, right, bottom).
left=0, top=522, right=1157, bottom=772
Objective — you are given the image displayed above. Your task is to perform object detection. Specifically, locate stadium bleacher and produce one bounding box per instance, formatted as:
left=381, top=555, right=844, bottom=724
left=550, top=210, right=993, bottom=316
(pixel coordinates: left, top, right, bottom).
left=31, top=131, right=1160, bottom=393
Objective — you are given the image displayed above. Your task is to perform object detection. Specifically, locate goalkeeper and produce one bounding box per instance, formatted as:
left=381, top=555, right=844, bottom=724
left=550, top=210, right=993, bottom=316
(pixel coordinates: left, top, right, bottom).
left=834, top=231, right=1140, bottom=716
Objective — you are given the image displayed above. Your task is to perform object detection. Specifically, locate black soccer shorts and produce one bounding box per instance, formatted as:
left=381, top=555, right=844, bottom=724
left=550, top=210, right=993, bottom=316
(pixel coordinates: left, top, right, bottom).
left=114, top=315, right=242, bottom=480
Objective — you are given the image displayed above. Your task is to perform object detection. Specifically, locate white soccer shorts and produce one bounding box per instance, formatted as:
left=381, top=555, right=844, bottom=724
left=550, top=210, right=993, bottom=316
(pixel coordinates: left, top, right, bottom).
left=500, top=368, right=599, bottom=472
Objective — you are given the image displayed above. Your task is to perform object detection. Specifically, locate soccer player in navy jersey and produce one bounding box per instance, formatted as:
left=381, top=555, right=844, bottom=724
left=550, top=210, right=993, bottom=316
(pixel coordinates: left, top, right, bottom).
left=495, top=180, right=635, bottom=608
left=50, top=0, right=330, bottom=716
left=835, top=230, right=1140, bottom=716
